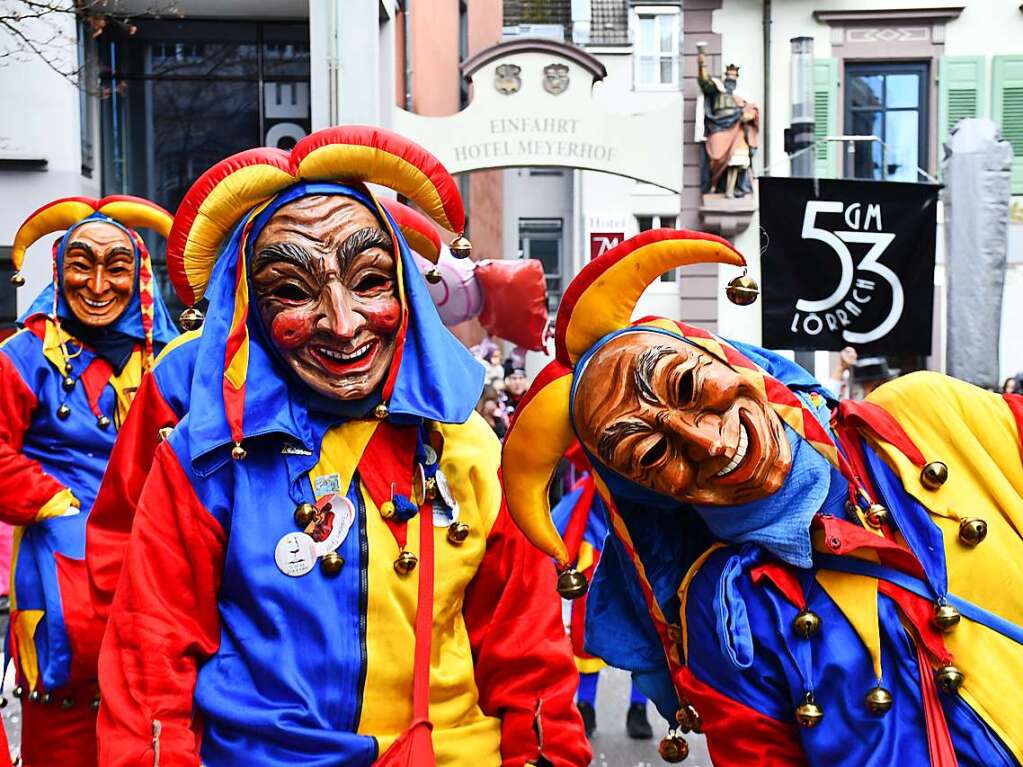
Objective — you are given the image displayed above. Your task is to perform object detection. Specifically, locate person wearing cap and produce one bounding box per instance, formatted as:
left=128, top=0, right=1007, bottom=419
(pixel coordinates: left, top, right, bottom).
left=0, top=196, right=178, bottom=765
left=501, top=359, right=529, bottom=419
left=85, top=196, right=453, bottom=626
left=503, top=228, right=1023, bottom=766
left=97, top=127, right=588, bottom=767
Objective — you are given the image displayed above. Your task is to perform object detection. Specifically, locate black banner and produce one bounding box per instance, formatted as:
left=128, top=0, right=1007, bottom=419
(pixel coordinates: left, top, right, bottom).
left=759, top=177, right=939, bottom=354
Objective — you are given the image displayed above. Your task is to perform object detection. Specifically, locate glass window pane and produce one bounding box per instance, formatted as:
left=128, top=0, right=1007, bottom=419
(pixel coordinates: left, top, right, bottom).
left=262, top=22, right=311, bottom=77
left=660, top=56, right=673, bottom=84
left=636, top=215, right=654, bottom=232
left=660, top=215, right=677, bottom=228
left=884, top=110, right=920, bottom=180
left=638, top=17, right=655, bottom=54
left=849, top=74, right=883, bottom=109
left=637, top=56, right=655, bottom=85
left=658, top=16, right=674, bottom=54
left=529, top=238, right=561, bottom=277
left=850, top=111, right=882, bottom=179
left=886, top=73, right=919, bottom=109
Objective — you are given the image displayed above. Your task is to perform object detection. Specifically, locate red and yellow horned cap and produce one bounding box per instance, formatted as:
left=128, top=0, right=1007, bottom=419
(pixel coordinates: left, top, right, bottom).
left=11, top=195, right=172, bottom=277
left=502, top=229, right=746, bottom=567
left=166, top=125, right=465, bottom=305
left=379, top=197, right=442, bottom=263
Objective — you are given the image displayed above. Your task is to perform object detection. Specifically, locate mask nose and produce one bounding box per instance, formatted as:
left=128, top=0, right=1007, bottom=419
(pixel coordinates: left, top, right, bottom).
left=89, top=265, right=106, bottom=295
left=664, top=411, right=727, bottom=461
left=319, top=284, right=359, bottom=339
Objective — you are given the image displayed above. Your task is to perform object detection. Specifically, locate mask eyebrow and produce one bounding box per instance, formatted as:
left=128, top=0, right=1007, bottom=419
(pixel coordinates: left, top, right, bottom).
left=65, top=241, right=95, bottom=260
left=597, top=419, right=650, bottom=466
left=633, top=345, right=677, bottom=406
left=252, top=241, right=318, bottom=275
left=338, top=227, right=393, bottom=265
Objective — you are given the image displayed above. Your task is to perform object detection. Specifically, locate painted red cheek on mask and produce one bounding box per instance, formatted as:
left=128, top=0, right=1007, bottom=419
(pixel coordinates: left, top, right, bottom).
left=271, top=311, right=318, bottom=350
left=362, top=298, right=401, bottom=335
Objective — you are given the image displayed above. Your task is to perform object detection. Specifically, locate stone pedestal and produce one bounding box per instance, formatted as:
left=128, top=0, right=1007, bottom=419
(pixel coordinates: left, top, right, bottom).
left=698, top=193, right=756, bottom=237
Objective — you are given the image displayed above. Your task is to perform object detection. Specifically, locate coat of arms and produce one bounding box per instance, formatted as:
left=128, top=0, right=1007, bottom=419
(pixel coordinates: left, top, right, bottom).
left=542, top=63, right=570, bottom=95
left=495, top=64, right=522, bottom=95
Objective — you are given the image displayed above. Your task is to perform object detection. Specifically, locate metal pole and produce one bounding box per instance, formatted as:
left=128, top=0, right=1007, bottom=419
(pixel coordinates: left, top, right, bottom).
left=762, top=0, right=771, bottom=170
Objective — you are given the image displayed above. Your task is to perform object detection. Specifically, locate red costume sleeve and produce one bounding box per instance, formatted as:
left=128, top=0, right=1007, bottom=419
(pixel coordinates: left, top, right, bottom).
left=0, top=351, right=71, bottom=524
left=87, top=371, right=180, bottom=621
left=463, top=501, right=591, bottom=767
left=96, top=444, right=225, bottom=767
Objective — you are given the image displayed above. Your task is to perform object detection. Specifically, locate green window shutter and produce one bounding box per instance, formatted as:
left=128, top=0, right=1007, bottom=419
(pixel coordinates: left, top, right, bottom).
left=814, top=58, right=838, bottom=179
left=939, top=56, right=985, bottom=151
left=993, top=55, right=1023, bottom=194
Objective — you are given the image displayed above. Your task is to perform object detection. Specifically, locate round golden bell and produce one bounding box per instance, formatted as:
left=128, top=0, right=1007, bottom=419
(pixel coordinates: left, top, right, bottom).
left=0, top=697, right=6, bottom=709
left=97, top=415, right=111, bottom=430
left=157, top=426, right=173, bottom=442
left=179, top=306, right=205, bottom=331
left=958, top=518, right=987, bottom=547
left=425, top=267, right=442, bottom=284
left=10, top=272, right=25, bottom=287
left=795, top=696, right=824, bottom=728
left=64, top=361, right=73, bottom=375
left=379, top=500, right=396, bottom=519
left=294, top=502, right=317, bottom=527
left=42, top=692, right=52, bottom=705
left=725, top=272, right=759, bottom=306
left=675, top=703, right=701, bottom=734
left=57, top=403, right=71, bottom=420
left=865, top=686, right=893, bottom=715
left=12, top=686, right=23, bottom=699
left=28, top=690, right=40, bottom=703
left=933, top=602, right=961, bottom=631
left=374, top=403, right=389, bottom=420
left=61, top=697, right=74, bottom=710
left=62, top=376, right=75, bottom=392
left=425, top=477, right=438, bottom=501
left=231, top=442, right=247, bottom=460
left=394, top=549, right=418, bottom=575
left=657, top=734, right=689, bottom=763
left=447, top=521, right=470, bottom=544
left=865, top=503, right=888, bottom=528
left=556, top=567, right=588, bottom=600
left=935, top=664, right=964, bottom=694
left=793, top=609, right=821, bottom=639
left=320, top=551, right=345, bottom=576
left=449, top=234, right=473, bottom=259
left=920, top=461, right=948, bottom=490
left=92, top=694, right=101, bottom=711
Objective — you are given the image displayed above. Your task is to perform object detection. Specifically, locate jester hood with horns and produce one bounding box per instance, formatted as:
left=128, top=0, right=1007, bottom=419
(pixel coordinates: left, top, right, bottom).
left=0, top=195, right=177, bottom=766
left=97, top=127, right=589, bottom=767
left=503, top=230, right=1023, bottom=767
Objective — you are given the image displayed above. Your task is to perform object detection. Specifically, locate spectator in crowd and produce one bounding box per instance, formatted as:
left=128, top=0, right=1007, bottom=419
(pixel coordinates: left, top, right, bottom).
left=1003, top=376, right=1018, bottom=394
left=501, top=360, right=529, bottom=418
left=476, top=385, right=508, bottom=439
left=485, top=349, right=505, bottom=390
left=827, top=346, right=857, bottom=399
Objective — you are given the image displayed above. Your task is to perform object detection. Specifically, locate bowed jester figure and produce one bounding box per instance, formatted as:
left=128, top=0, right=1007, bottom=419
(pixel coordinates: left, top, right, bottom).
left=504, top=229, right=1023, bottom=767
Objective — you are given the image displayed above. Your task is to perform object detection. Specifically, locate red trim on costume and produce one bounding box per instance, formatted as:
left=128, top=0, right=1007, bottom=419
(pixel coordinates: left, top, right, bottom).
left=506, top=360, right=573, bottom=431
left=914, top=638, right=958, bottom=767
left=750, top=562, right=806, bottom=609
left=676, top=666, right=808, bottom=767
left=80, top=356, right=114, bottom=421
left=813, top=515, right=926, bottom=579
left=1002, top=393, right=1023, bottom=466
left=838, top=399, right=927, bottom=467
left=878, top=581, right=953, bottom=665
left=357, top=421, right=417, bottom=549
left=562, top=476, right=596, bottom=563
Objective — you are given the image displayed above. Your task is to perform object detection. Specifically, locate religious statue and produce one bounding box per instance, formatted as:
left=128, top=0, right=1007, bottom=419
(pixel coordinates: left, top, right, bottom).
left=697, top=43, right=760, bottom=199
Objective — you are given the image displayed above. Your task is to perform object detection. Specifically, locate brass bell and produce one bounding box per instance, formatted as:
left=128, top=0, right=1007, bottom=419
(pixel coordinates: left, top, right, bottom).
left=394, top=549, right=418, bottom=575
left=666, top=624, right=683, bottom=644
left=933, top=602, right=961, bottom=632
left=425, top=477, right=438, bottom=502
left=425, top=267, right=442, bottom=284
left=556, top=567, right=588, bottom=600
left=920, top=461, right=948, bottom=490
left=57, top=403, right=71, bottom=420
left=179, top=306, right=205, bottom=331
left=92, top=694, right=101, bottom=711
left=675, top=703, right=701, bottom=734
left=97, top=415, right=111, bottom=430
left=231, top=442, right=247, bottom=460
left=795, top=694, right=824, bottom=728
left=865, top=503, right=888, bottom=528
left=157, top=426, right=173, bottom=442
left=793, top=609, right=821, bottom=639
left=61, top=697, right=74, bottom=710
left=935, top=664, right=964, bottom=694
left=294, top=502, right=317, bottom=527
left=320, top=551, right=344, bottom=576
left=62, top=376, right=76, bottom=392
left=0, top=697, right=6, bottom=709
left=449, top=234, right=473, bottom=259
left=845, top=500, right=860, bottom=517
left=447, top=521, right=470, bottom=544
left=10, top=272, right=25, bottom=287
left=657, top=734, right=689, bottom=763
left=42, top=692, right=52, bottom=705
left=725, top=271, right=759, bottom=306
left=865, top=686, right=893, bottom=715
left=64, top=361, right=73, bottom=375
left=379, top=500, right=396, bottom=519
left=28, top=690, right=41, bottom=703
left=958, top=518, right=987, bottom=547
left=374, top=403, right=389, bottom=420
left=12, top=686, right=23, bottom=699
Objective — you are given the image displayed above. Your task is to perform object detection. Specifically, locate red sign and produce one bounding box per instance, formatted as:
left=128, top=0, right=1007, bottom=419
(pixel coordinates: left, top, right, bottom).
left=589, top=232, right=624, bottom=260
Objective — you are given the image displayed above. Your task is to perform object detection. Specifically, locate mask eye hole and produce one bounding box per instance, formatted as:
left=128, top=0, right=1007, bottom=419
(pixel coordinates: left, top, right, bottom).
left=678, top=369, right=695, bottom=406
left=273, top=285, right=308, bottom=302
left=640, top=436, right=668, bottom=467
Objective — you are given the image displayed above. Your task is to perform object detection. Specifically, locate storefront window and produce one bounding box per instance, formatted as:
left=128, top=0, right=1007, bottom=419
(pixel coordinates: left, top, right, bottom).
left=519, top=218, right=563, bottom=311
left=98, top=19, right=310, bottom=314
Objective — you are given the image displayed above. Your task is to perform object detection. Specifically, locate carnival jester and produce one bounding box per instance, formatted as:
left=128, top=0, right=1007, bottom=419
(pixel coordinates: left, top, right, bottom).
left=504, top=228, right=1023, bottom=767
left=0, top=195, right=178, bottom=766
left=97, top=127, right=589, bottom=767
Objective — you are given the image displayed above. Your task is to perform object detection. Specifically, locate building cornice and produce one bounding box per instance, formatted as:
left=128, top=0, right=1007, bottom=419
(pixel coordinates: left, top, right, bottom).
left=813, top=7, right=964, bottom=24
left=461, top=38, right=607, bottom=82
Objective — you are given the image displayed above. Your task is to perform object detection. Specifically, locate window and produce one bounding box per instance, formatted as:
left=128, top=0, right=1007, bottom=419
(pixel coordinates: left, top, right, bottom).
left=637, top=214, right=678, bottom=282
left=0, top=247, right=17, bottom=340
left=844, top=61, right=929, bottom=182
left=993, top=55, right=1023, bottom=194
left=77, top=20, right=98, bottom=178
left=634, top=9, right=680, bottom=90
left=519, top=219, right=563, bottom=311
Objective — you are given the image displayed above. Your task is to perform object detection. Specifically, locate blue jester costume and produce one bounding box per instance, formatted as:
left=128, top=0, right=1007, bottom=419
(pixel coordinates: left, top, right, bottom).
left=503, top=229, right=1023, bottom=767
left=0, top=195, right=177, bottom=765
left=96, top=127, right=589, bottom=767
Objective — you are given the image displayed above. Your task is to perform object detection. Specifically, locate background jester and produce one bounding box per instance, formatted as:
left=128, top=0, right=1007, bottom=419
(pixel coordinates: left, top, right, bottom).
left=0, top=195, right=177, bottom=766
left=504, top=228, right=1023, bottom=767
left=97, top=127, right=588, bottom=767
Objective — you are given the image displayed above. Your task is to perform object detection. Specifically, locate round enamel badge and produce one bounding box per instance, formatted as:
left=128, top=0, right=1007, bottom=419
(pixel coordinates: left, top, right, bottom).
left=274, top=531, right=317, bottom=577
